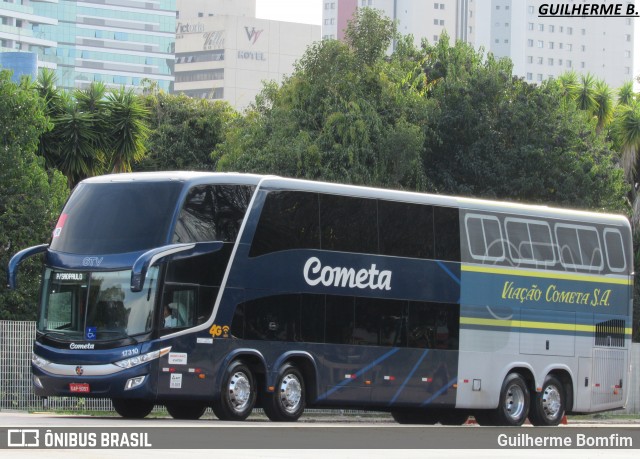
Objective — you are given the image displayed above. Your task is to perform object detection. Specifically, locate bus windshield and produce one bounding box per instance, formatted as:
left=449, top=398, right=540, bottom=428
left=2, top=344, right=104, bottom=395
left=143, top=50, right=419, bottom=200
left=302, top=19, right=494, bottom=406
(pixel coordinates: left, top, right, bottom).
left=50, top=181, right=183, bottom=254
left=37, top=267, right=159, bottom=341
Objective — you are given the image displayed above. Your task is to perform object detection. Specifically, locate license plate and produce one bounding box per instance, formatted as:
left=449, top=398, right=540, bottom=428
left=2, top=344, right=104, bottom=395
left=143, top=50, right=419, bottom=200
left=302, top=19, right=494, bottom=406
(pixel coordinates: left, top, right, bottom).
left=69, top=383, right=90, bottom=393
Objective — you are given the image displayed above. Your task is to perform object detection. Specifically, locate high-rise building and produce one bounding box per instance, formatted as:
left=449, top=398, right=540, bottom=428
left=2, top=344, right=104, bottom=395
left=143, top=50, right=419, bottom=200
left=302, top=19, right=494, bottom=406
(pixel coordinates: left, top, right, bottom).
left=0, top=0, right=58, bottom=72
left=472, top=0, right=637, bottom=89
left=27, top=0, right=176, bottom=92
left=322, top=0, right=467, bottom=44
left=175, top=0, right=320, bottom=109
left=323, top=0, right=638, bottom=89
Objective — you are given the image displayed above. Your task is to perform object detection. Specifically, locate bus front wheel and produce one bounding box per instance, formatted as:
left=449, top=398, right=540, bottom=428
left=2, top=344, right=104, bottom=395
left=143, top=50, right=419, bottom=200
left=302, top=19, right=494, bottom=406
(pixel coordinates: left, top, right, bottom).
left=212, top=360, right=256, bottom=421
left=111, top=398, right=154, bottom=419
left=262, top=363, right=306, bottom=422
left=166, top=402, right=207, bottom=420
left=528, top=375, right=566, bottom=426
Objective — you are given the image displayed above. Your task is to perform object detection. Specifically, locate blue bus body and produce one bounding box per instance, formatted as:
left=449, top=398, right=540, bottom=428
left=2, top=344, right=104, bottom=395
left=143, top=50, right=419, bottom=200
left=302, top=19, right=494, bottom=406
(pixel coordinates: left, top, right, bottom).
left=9, top=172, right=633, bottom=425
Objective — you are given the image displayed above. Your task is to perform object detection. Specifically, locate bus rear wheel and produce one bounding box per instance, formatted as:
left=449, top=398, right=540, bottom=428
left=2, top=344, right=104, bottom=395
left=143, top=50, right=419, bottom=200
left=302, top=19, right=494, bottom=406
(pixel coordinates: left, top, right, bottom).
left=263, top=363, right=306, bottom=422
left=111, top=398, right=154, bottom=419
left=528, top=375, right=566, bottom=426
left=493, top=373, right=530, bottom=426
left=212, top=360, right=256, bottom=421
left=391, top=410, right=439, bottom=425
left=166, top=402, right=207, bottom=420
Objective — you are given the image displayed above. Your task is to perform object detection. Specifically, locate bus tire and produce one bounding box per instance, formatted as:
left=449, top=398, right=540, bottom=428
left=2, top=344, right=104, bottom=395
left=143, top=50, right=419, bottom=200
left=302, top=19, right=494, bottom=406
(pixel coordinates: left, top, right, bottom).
left=438, top=410, right=469, bottom=425
left=212, top=360, right=256, bottom=421
left=528, top=375, right=566, bottom=426
left=391, top=410, right=439, bottom=425
left=263, top=363, right=306, bottom=422
left=493, top=373, right=530, bottom=426
left=166, top=402, right=207, bottom=420
left=111, top=398, right=154, bottom=419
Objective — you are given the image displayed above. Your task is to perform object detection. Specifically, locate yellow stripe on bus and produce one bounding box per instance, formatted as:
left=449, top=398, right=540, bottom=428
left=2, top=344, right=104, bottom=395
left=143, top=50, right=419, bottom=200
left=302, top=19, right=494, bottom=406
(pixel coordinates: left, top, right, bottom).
left=461, top=265, right=632, bottom=285
left=460, top=317, right=632, bottom=335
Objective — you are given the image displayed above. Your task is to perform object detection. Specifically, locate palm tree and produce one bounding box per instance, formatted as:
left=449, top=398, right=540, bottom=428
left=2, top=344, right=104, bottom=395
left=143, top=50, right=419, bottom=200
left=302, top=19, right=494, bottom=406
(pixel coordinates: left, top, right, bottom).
left=615, top=100, right=640, bottom=183
left=556, top=71, right=579, bottom=106
left=55, top=92, right=104, bottom=187
left=576, top=73, right=598, bottom=115
left=592, top=79, right=614, bottom=135
left=105, top=87, right=150, bottom=173
left=618, top=81, right=636, bottom=107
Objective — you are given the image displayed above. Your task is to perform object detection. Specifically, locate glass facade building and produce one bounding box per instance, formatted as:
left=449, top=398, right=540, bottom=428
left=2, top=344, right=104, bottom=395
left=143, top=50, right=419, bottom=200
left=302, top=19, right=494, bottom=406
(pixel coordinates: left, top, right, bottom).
left=0, top=51, right=38, bottom=81
left=29, top=0, right=176, bottom=91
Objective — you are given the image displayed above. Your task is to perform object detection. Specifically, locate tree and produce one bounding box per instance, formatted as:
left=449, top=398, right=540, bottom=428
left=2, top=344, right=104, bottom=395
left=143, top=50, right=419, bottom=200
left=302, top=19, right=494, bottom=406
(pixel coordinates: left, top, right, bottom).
left=421, top=39, right=627, bottom=211
left=105, top=87, right=150, bottom=173
left=215, top=9, right=430, bottom=190
left=136, top=91, right=238, bottom=171
left=0, top=70, right=69, bottom=320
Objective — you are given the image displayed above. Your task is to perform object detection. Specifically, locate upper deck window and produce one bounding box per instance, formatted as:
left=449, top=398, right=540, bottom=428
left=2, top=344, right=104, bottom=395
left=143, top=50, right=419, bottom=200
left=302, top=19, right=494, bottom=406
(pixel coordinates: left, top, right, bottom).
left=505, top=218, right=555, bottom=266
left=465, top=214, right=505, bottom=262
left=603, top=228, right=627, bottom=273
left=173, top=185, right=255, bottom=243
left=50, top=181, right=183, bottom=254
left=555, top=224, right=603, bottom=271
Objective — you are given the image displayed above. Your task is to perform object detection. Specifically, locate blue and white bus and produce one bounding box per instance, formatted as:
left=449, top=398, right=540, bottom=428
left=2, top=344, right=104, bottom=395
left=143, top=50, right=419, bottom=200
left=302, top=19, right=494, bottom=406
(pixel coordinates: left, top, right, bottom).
left=8, top=172, right=633, bottom=426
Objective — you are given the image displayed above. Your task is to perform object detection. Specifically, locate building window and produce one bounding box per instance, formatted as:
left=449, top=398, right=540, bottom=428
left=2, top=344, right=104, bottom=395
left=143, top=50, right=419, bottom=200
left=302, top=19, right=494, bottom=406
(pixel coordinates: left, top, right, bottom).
left=527, top=72, right=533, bottom=80
left=566, top=60, right=572, bottom=68
left=504, top=39, right=509, bottom=43
left=537, top=57, right=543, bottom=64
left=537, top=40, right=544, bottom=48
left=537, top=74, right=543, bottom=82
left=625, top=67, right=631, bottom=74
left=626, top=34, right=632, bottom=42
left=581, top=62, right=585, bottom=69
left=549, top=42, right=554, bottom=49
left=527, top=39, right=534, bottom=47
left=528, top=22, right=534, bottom=30
left=527, top=56, right=533, bottom=63
left=549, top=25, right=555, bottom=32
left=625, top=50, right=631, bottom=58
left=538, top=24, right=544, bottom=31
left=548, top=58, right=554, bottom=65
left=558, top=59, right=563, bottom=65
left=528, top=6, right=534, bottom=13
left=581, top=29, right=586, bottom=35
left=567, top=27, right=573, bottom=35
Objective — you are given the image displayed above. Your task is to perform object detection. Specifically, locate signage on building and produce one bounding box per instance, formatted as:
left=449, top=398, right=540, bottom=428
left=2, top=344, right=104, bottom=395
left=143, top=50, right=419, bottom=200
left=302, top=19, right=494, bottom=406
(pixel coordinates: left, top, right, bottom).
left=203, top=31, right=225, bottom=50
left=176, top=22, right=205, bottom=39
left=238, top=26, right=266, bottom=61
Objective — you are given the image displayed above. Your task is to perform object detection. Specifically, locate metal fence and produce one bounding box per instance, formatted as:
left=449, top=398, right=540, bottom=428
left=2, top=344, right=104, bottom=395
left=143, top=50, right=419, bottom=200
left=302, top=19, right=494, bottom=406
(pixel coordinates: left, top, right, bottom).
left=1, top=320, right=639, bottom=414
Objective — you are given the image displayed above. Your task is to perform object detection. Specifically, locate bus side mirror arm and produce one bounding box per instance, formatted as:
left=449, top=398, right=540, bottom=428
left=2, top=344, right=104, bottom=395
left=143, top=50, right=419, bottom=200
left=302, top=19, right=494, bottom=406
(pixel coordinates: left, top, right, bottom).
left=7, top=244, right=49, bottom=289
left=130, top=241, right=224, bottom=292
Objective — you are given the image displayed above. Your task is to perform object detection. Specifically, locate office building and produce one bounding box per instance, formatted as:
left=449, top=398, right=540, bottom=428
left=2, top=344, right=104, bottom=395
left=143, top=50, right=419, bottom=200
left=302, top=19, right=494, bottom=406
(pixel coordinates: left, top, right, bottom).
left=175, top=0, right=320, bottom=109
left=323, top=0, right=637, bottom=89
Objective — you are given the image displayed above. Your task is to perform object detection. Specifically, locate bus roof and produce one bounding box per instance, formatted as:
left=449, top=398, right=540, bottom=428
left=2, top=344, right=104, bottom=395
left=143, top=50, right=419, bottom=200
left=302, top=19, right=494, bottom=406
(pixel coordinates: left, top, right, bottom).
left=80, top=172, right=629, bottom=228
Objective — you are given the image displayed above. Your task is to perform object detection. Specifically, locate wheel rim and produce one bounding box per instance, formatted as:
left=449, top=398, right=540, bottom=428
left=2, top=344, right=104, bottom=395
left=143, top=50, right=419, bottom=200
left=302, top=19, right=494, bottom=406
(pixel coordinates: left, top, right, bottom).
left=228, top=371, right=251, bottom=412
left=504, top=383, right=526, bottom=420
left=278, top=373, right=302, bottom=413
left=541, top=384, right=562, bottom=420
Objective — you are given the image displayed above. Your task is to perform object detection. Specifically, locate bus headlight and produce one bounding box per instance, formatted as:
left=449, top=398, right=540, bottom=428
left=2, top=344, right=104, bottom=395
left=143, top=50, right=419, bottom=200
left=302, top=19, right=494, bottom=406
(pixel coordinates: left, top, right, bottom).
left=125, top=375, right=147, bottom=391
left=32, top=353, right=51, bottom=370
left=113, top=347, right=171, bottom=369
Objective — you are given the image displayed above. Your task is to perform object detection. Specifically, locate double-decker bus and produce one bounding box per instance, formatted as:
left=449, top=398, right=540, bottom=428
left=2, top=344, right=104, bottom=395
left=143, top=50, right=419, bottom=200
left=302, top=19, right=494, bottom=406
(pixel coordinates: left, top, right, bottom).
left=8, top=172, right=633, bottom=426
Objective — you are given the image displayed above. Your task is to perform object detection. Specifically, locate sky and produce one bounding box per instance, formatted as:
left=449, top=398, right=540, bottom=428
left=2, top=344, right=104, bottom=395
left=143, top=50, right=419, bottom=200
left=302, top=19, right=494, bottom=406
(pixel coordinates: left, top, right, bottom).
left=256, top=0, right=323, bottom=25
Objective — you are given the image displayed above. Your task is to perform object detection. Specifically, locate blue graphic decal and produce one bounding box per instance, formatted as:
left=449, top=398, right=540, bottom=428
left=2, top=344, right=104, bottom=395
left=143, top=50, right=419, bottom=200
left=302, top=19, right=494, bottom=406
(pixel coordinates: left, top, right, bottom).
left=317, top=348, right=400, bottom=401
left=388, top=349, right=430, bottom=406
left=421, top=377, right=457, bottom=406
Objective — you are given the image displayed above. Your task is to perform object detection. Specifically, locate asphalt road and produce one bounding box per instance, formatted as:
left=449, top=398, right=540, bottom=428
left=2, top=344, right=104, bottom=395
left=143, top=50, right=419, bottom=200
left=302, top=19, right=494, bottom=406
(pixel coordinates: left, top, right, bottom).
left=0, top=411, right=639, bottom=459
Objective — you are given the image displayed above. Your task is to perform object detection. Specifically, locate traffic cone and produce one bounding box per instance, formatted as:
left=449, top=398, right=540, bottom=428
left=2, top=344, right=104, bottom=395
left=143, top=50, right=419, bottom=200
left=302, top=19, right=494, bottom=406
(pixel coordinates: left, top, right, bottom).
left=561, top=415, right=568, bottom=425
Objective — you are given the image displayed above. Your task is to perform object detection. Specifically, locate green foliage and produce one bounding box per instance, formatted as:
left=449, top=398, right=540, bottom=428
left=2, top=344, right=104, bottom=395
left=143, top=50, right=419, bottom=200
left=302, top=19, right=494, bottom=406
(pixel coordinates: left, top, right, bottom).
left=0, top=70, right=69, bottom=320
left=215, top=12, right=431, bottom=190
left=136, top=92, right=238, bottom=171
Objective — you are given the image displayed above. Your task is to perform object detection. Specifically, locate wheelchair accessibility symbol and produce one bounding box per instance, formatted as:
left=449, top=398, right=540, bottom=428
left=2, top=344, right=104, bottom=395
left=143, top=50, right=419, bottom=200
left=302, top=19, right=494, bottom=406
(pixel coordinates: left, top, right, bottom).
left=85, top=327, right=97, bottom=340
